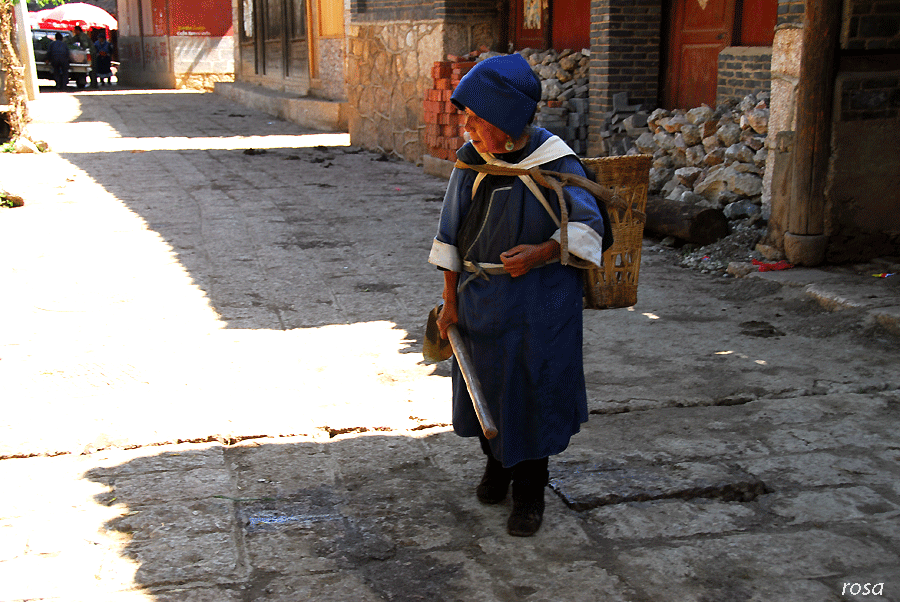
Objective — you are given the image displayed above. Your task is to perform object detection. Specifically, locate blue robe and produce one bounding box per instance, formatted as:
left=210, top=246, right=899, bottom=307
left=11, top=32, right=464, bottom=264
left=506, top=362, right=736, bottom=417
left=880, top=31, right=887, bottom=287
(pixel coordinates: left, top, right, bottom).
left=428, top=129, right=606, bottom=467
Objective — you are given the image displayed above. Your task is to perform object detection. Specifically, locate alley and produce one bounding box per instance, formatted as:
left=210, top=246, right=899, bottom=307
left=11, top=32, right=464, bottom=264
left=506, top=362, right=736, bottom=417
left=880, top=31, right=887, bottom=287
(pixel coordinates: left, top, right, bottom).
left=0, top=90, right=898, bottom=601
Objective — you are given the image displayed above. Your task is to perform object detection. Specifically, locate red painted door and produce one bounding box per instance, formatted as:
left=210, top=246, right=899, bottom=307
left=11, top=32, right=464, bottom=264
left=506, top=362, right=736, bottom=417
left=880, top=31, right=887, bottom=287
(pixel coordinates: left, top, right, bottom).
left=664, top=0, right=735, bottom=109
left=510, top=0, right=549, bottom=50
left=551, top=0, right=590, bottom=51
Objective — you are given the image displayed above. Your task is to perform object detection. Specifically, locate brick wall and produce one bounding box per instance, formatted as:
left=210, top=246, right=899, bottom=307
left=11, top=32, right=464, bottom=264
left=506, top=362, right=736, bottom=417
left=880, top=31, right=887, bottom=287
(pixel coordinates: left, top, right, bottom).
left=717, top=47, right=772, bottom=103
left=777, top=0, right=804, bottom=27
left=435, top=0, right=497, bottom=18
left=423, top=60, right=471, bottom=160
left=587, top=0, right=662, bottom=155
left=844, top=0, right=900, bottom=50
left=839, top=75, right=900, bottom=121
left=351, top=0, right=436, bottom=21
left=838, top=0, right=900, bottom=121
left=351, top=0, right=496, bottom=21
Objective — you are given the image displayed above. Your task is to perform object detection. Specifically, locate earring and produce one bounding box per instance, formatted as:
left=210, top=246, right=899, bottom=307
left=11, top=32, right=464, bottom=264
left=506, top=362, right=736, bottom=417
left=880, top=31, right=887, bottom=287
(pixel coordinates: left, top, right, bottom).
left=505, top=139, right=515, bottom=151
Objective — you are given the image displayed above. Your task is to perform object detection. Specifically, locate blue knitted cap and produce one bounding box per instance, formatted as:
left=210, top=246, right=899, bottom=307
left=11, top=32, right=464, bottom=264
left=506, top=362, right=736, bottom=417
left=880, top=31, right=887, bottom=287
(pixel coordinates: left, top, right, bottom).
left=451, top=54, right=542, bottom=139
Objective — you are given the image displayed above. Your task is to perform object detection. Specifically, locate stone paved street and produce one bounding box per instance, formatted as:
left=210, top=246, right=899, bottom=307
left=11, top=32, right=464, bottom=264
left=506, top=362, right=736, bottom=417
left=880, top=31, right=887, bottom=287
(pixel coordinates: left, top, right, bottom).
left=1, top=89, right=898, bottom=602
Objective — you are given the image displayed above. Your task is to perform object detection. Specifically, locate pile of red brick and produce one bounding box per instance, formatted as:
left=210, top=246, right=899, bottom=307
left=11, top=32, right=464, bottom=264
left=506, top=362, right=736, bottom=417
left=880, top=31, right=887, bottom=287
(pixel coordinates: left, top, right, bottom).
left=423, top=60, right=475, bottom=161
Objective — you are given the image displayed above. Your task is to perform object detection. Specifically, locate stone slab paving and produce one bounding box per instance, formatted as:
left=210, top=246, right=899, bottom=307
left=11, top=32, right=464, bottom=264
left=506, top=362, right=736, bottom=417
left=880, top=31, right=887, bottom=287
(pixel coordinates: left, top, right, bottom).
left=0, top=89, right=898, bottom=601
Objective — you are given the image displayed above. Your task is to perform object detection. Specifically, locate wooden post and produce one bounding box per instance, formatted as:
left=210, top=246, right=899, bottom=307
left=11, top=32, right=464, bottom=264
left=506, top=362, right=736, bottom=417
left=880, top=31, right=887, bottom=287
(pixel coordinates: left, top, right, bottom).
left=644, top=196, right=730, bottom=245
left=787, top=0, right=841, bottom=265
left=13, top=0, right=38, bottom=101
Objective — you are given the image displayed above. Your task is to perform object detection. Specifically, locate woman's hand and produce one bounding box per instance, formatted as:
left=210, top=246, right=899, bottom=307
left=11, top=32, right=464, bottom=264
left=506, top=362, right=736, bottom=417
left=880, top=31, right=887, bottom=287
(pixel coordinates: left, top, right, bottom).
left=500, top=240, right=561, bottom=277
left=437, top=301, right=458, bottom=340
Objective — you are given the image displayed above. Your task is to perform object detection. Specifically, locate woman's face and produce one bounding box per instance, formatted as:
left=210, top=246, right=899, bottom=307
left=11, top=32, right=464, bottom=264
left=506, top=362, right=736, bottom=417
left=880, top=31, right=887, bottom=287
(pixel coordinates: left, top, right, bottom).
left=463, top=108, right=511, bottom=154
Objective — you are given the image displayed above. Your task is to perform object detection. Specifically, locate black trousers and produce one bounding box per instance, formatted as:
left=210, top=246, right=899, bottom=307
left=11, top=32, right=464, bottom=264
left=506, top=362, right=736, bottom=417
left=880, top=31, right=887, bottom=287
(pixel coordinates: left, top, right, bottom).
left=51, top=61, right=69, bottom=89
left=479, top=435, right=549, bottom=488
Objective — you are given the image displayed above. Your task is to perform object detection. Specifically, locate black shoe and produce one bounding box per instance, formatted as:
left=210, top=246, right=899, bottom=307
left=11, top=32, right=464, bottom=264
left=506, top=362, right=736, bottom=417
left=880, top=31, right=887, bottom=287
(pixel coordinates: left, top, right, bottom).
left=507, top=457, right=549, bottom=536
left=507, top=486, right=545, bottom=537
left=476, top=456, right=512, bottom=504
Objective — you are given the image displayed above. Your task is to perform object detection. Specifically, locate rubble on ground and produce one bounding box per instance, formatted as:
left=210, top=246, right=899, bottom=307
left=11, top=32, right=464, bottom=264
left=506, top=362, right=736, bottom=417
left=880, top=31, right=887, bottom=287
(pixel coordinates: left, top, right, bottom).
left=609, top=92, right=771, bottom=226
left=668, top=224, right=767, bottom=275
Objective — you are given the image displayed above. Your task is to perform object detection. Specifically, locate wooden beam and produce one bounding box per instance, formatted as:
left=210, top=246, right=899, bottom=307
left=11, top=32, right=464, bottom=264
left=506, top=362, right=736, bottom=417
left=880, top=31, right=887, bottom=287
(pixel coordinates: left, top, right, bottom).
left=789, top=0, right=841, bottom=236
left=644, top=196, right=730, bottom=245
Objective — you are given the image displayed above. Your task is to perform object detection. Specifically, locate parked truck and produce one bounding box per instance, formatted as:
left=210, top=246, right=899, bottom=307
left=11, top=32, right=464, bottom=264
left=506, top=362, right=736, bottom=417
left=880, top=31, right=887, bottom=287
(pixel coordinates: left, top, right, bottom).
left=31, top=29, right=91, bottom=88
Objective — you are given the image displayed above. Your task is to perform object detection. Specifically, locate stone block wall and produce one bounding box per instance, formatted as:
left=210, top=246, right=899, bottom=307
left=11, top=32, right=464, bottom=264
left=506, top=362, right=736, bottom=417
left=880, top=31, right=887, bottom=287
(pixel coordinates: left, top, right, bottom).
left=587, top=0, right=662, bottom=156
left=717, top=47, right=772, bottom=105
left=632, top=95, right=770, bottom=221
left=346, top=22, right=443, bottom=162
left=346, top=19, right=495, bottom=162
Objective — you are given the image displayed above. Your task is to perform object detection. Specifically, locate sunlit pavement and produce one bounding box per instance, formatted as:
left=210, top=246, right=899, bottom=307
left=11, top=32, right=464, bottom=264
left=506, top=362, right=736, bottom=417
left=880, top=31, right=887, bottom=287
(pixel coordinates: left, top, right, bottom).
left=2, top=89, right=451, bottom=457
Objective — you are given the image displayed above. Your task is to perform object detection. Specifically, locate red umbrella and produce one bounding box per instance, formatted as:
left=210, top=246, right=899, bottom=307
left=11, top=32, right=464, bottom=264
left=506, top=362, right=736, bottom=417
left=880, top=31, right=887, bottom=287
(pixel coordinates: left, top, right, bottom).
left=38, top=3, right=118, bottom=31
left=28, top=9, right=54, bottom=28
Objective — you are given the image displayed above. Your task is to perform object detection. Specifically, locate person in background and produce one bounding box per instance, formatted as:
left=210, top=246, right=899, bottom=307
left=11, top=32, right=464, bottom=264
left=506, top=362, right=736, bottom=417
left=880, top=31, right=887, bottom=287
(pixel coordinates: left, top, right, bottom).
left=94, top=31, right=113, bottom=86
left=70, top=26, right=96, bottom=88
left=47, top=32, right=70, bottom=90
left=429, top=54, right=607, bottom=537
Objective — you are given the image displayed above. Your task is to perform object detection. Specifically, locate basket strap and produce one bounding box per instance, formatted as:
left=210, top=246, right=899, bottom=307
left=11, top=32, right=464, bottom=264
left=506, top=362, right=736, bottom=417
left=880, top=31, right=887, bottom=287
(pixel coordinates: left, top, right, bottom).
left=455, top=161, right=628, bottom=210
left=455, top=160, right=635, bottom=267
left=456, top=160, right=576, bottom=264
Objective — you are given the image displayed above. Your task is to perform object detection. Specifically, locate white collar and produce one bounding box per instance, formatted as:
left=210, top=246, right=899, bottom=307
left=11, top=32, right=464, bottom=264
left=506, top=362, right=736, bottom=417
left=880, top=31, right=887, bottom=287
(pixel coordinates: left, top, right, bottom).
left=472, top=135, right=575, bottom=193
left=479, top=135, right=574, bottom=168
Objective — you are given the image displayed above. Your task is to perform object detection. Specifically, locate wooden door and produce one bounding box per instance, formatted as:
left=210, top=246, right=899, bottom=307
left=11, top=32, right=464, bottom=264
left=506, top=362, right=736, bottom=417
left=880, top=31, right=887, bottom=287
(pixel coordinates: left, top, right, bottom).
left=739, top=0, right=777, bottom=46
left=664, top=0, right=735, bottom=109
left=510, top=0, right=549, bottom=50
left=551, top=0, right=590, bottom=51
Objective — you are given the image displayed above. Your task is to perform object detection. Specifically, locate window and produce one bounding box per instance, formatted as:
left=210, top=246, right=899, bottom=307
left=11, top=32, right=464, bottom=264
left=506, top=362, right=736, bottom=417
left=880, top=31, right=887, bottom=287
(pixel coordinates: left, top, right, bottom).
left=292, top=0, right=307, bottom=39
left=242, top=0, right=254, bottom=40
left=266, top=0, right=282, bottom=40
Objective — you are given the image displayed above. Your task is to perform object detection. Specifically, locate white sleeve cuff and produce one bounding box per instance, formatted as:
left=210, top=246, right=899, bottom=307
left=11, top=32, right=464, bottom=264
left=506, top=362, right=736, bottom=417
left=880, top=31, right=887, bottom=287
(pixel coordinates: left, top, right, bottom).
left=551, top=222, right=604, bottom=269
left=428, top=238, right=462, bottom=272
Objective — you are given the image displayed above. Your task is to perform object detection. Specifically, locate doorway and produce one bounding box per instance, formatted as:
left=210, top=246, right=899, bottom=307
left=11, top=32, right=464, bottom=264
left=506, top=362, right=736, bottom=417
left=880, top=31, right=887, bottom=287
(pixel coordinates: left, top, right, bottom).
left=663, top=0, right=776, bottom=109
left=508, top=0, right=590, bottom=51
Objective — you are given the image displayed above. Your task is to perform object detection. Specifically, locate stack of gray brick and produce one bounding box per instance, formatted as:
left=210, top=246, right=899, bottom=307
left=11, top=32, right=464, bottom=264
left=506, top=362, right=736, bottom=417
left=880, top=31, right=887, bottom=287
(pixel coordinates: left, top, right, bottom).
left=520, top=48, right=591, bottom=155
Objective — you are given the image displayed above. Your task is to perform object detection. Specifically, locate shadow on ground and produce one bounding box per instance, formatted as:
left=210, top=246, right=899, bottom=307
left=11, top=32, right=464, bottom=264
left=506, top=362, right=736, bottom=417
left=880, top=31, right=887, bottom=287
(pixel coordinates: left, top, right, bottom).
left=45, top=92, right=448, bottom=348
left=81, top=432, right=620, bottom=601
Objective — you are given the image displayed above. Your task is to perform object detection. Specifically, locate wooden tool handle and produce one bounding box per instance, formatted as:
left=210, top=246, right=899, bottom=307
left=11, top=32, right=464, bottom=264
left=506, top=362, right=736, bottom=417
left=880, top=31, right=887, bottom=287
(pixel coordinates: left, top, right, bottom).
left=447, top=325, right=498, bottom=440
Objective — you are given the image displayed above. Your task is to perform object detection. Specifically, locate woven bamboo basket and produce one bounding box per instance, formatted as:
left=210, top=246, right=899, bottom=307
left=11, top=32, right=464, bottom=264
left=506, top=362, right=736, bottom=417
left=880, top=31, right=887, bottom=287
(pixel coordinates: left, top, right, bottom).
left=581, top=154, right=652, bottom=309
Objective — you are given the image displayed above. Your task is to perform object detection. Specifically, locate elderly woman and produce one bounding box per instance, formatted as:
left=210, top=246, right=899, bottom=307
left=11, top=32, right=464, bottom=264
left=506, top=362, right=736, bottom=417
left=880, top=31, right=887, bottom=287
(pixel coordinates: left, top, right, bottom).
left=428, top=54, right=607, bottom=536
